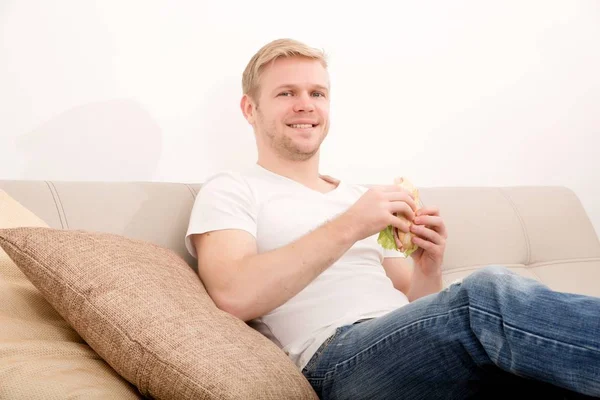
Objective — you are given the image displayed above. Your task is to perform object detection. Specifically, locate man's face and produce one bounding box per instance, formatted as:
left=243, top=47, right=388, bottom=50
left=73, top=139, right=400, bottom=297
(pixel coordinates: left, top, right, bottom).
left=250, top=57, right=330, bottom=161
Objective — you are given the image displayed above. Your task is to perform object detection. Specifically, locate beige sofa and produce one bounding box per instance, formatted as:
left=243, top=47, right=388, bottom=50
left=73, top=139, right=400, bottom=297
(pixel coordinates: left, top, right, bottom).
left=1, top=180, right=599, bottom=398
left=3, top=180, right=599, bottom=292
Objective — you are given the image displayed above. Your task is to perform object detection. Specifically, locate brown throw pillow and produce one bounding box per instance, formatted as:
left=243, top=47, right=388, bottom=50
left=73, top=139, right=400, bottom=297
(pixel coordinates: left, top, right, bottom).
left=0, top=226, right=318, bottom=400
left=0, top=191, right=141, bottom=399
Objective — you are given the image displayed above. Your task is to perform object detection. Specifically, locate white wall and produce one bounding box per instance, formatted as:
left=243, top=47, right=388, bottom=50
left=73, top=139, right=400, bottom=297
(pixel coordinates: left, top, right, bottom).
left=1, top=1, right=599, bottom=237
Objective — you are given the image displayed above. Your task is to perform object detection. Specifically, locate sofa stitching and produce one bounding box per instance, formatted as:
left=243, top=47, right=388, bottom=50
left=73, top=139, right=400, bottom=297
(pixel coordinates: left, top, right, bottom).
left=527, top=267, right=543, bottom=282
left=45, top=181, right=65, bottom=229
left=443, top=257, right=600, bottom=274
left=184, top=184, right=197, bottom=199
left=444, top=264, right=527, bottom=274
left=49, top=181, right=70, bottom=229
left=499, top=188, right=531, bottom=266
left=527, top=257, right=600, bottom=268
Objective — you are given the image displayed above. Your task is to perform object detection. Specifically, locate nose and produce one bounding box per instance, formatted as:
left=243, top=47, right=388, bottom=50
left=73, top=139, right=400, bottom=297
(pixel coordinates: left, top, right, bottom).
left=292, top=92, right=315, bottom=113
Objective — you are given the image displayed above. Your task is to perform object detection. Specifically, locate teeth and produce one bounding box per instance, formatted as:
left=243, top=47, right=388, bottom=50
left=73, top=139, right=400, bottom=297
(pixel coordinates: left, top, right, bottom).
left=289, top=124, right=314, bottom=129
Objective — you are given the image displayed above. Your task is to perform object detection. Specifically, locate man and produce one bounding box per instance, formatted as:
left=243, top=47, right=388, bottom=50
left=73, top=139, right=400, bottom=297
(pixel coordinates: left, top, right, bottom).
left=185, top=38, right=599, bottom=399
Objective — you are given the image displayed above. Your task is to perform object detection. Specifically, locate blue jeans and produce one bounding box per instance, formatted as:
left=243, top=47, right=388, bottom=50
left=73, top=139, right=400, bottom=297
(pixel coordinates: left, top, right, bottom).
left=302, top=266, right=600, bottom=399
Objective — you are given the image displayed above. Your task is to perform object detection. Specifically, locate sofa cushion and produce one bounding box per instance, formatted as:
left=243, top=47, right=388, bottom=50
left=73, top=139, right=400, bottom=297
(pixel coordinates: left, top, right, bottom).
left=0, top=225, right=318, bottom=400
left=0, top=191, right=141, bottom=399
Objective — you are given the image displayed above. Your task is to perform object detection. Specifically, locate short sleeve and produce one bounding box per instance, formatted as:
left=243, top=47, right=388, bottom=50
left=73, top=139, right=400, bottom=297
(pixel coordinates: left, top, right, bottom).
left=185, top=172, right=257, bottom=259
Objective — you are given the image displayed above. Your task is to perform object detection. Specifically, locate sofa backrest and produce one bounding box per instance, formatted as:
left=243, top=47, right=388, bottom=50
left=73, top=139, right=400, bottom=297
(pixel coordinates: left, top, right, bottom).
left=1, top=180, right=599, bottom=295
left=420, top=186, right=600, bottom=295
left=0, top=181, right=201, bottom=269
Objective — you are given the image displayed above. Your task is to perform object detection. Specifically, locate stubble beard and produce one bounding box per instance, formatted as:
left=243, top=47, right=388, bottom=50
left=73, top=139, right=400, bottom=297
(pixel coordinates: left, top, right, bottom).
left=258, top=111, right=327, bottom=162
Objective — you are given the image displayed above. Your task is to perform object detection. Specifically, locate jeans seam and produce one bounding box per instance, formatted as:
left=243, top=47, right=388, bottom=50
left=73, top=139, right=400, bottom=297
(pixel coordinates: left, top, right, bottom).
left=303, top=329, right=340, bottom=377
left=469, top=305, right=600, bottom=353
left=332, top=306, right=470, bottom=371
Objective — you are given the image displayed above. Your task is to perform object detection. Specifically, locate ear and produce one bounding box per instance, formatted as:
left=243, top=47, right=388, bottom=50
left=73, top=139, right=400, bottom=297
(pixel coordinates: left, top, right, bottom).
left=240, top=94, right=257, bottom=125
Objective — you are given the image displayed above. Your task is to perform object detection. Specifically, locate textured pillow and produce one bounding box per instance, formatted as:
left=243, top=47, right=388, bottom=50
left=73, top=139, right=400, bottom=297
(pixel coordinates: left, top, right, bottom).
left=0, top=226, right=318, bottom=400
left=0, top=191, right=141, bottom=399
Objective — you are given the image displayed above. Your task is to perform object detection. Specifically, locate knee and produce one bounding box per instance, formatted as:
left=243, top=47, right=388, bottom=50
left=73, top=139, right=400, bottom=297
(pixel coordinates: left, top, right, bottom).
left=475, top=265, right=513, bottom=277
left=462, top=265, right=514, bottom=291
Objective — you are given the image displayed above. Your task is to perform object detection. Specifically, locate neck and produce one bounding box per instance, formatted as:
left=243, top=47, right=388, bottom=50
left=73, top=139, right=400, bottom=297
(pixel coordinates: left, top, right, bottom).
left=257, top=151, right=323, bottom=190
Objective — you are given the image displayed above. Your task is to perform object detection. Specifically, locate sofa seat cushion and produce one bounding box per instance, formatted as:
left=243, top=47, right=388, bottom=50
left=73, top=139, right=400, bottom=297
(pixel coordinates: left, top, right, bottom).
left=441, top=259, right=600, bottom=298
left=530, top=259, right=600, bottom=296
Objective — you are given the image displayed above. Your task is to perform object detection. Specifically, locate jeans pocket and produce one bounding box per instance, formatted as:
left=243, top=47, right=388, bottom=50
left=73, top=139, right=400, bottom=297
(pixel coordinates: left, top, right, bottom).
left=302, top=327, right=343, bottom=378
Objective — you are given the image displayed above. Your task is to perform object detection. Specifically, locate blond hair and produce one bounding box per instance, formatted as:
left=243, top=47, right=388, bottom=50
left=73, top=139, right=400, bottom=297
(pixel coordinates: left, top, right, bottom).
left=242, top=38, right=328, bottom=101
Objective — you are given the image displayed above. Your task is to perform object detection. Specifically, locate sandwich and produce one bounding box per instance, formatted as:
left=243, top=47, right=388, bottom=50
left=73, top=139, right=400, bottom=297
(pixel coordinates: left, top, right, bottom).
left=377, top=177, right=421, bottom=257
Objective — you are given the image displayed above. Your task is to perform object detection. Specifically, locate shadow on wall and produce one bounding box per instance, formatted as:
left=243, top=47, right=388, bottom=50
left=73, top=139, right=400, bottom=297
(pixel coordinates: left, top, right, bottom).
left=0, top=1, right=11, bottom=22
left=194, top=77, right=258, bottom=173
left=17, top=99, right=162, bottom=181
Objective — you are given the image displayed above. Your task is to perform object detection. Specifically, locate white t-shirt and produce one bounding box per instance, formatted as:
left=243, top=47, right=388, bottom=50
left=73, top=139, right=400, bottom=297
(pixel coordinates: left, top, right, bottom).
left=185, top=164, right=409, bottom=370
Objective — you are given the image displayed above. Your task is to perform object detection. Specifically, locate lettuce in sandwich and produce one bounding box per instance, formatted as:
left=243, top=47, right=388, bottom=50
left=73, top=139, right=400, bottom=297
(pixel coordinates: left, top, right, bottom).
left=377, top=177, right=421, bottom=257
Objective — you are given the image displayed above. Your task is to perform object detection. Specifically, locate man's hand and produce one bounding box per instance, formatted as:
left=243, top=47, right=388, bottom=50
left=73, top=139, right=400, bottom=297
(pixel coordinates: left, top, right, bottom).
left=408, top=207, right=447, bottom=276
left=342, top=185, right=418, bottom=243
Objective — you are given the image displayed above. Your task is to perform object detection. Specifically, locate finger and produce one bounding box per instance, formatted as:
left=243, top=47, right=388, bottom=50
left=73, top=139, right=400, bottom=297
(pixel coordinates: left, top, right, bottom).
left=377, top=185, right=417, bottom=203
left=377, top=185, right=415, bottom=197
left=416, top=207, right=440, bottom=217
left=389, top=201, right=416, bottom=222
left=413, top=215, right=447, bottom=236
left=390, top=215, right=411, bottom=234
left=413, top=215, right=445, bottom=229
left=385, top=192, right=418, bottom=213
left=411, top=236, right=437, bottom=252
left=413, top=215, right=442, bottom=227
left=393, top=228, right=404, bottom=251
left=410, top=224, right=444, bottom=245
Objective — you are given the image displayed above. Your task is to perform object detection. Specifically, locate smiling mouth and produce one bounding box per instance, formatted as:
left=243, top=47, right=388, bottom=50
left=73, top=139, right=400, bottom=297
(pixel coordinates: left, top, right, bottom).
left=287, top=124, right=318, bottom=129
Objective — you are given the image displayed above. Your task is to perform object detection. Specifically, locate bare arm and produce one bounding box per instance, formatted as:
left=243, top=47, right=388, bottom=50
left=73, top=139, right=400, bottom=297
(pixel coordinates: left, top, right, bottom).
left=382, top=256, right=413, bottom=295
left=382, top=256, right=443, bottom=302
left=193, top=185, right=418, bottom=321
left=407, top=266, right=443, bottom=302
left=193, top=215, right=357, bottom=321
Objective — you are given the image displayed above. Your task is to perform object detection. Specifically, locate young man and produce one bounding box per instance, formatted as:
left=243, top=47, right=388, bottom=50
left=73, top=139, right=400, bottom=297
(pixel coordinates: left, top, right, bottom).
left=186, top=39, right=599, bottom=399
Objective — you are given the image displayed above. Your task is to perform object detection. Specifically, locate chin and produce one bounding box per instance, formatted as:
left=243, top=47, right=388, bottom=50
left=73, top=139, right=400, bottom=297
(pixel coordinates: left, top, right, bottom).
left=294, top=144, right=320, bottom=158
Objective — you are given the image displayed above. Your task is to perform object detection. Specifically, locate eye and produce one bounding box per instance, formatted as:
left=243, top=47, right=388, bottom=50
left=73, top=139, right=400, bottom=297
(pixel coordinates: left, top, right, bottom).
left=312, top=92, right=326, bottom=98
left=278, top=92, right=293, bottom=97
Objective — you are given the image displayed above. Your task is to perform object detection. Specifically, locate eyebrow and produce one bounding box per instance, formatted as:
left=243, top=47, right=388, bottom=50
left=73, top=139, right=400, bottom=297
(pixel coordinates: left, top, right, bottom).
left=272, top=84, right=329, bottom=94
